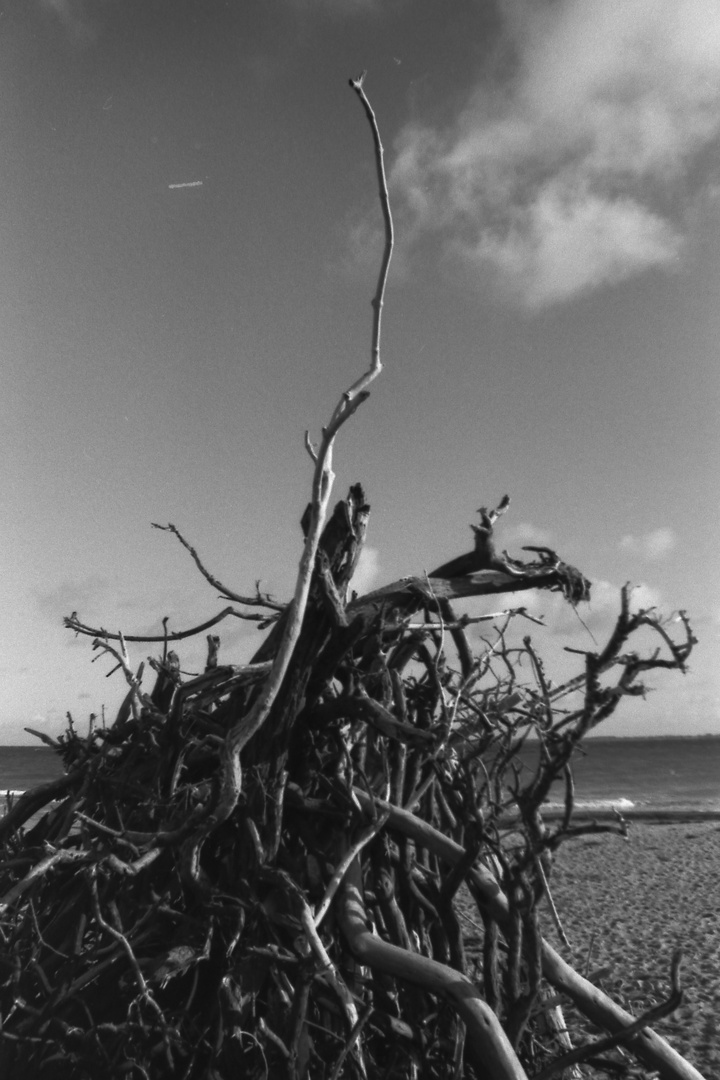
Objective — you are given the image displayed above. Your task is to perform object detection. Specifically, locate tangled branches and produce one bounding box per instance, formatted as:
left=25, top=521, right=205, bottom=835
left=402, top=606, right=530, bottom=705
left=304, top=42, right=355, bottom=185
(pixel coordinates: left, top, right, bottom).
left=0, top=74, right=704, bottom=1080
left=0, top=488, right=699, bottom=1079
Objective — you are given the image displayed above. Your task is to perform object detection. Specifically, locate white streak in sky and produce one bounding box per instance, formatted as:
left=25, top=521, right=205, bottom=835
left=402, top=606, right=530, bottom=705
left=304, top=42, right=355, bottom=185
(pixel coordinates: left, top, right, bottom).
left=168, top=181, right=203, bottom=190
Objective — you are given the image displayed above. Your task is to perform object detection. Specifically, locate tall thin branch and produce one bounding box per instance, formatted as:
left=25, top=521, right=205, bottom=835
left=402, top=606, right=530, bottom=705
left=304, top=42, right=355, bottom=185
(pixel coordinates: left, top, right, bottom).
left=184, top=76, right=395, bottom=863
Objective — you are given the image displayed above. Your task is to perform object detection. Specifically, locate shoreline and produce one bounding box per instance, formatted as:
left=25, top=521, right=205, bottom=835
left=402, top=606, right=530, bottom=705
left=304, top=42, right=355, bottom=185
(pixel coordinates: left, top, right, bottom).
left=500, top=807, right=720, bottom=826
left=544, top=807, right=720, bottom=823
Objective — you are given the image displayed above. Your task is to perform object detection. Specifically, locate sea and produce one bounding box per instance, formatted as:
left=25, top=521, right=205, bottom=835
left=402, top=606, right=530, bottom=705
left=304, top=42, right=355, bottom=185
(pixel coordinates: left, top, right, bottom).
left=515, top=736, right=720, bottom=816
left=1, top=738, right=719, bottom=816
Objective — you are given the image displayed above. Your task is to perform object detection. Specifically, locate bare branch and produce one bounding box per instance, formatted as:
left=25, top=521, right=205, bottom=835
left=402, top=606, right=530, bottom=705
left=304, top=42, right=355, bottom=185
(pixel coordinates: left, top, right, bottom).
left=64, top=605, right=273, bottom=643
left=534, top=950, right=684, bottom=1080
left=313, top=810, right=390, bottom=928
left=0, top=848, right=90, bottom=915
left=347, top=70, right=394, bottom=395
left=179, top=76, right=395, bottom=879
left=151, top=522, right=285, bottom=610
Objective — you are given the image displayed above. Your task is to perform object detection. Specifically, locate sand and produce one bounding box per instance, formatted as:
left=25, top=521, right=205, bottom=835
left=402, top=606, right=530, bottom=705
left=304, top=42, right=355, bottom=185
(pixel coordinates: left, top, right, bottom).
left=545, top=820, right=720, bottom=1079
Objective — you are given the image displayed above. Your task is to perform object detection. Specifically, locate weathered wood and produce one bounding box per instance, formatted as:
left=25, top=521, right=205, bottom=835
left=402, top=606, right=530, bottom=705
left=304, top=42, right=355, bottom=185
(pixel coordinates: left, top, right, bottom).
left=348, top=561, right=591, bottom=624
left=338, top=856, right=530, bottom=1080
left=0, top=493, right=699, bottom=1079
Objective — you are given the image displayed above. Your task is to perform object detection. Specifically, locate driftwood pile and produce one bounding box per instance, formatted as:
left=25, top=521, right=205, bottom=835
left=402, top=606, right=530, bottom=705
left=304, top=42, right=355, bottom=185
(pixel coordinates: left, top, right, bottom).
left=0, top=487, right=699, bottom=1080
left=0, top=75, right=704, bottom=1080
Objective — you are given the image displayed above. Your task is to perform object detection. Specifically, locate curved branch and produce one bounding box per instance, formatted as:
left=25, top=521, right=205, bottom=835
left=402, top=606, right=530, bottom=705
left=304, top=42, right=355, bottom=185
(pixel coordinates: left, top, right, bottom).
left=0, top=848, right=90, bottom=915
left=534, top=950, right=684, bottom=1080
left=220, top=74, right=393, bottom=774
left=63, top=606, right=268, bottom=643
left=341, top=787, right=705, bottom=1080
left=540, top=943, right=702, bottom=1080
left=347, top=71, right=394, bottom=394
left=337, top=855, right=528, bottom=1080
left=151, top=522, right=285, bottom=611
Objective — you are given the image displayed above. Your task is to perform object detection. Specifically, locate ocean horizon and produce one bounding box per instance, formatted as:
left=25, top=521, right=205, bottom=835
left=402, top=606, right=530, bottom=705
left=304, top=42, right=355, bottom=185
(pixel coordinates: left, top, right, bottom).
left=516, top=734, right=720, bottom=814
left=1, top=736, right=719, bottom=815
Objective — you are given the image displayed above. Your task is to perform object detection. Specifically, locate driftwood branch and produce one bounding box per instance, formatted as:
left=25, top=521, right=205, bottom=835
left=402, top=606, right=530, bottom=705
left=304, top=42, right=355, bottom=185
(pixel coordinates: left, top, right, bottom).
left=534, top=950, right=684, bottom=1080
left=64, top=605, right=270, bottom=642
left=150, top=522, right=285, bottom=611
left=349, top=556, right=591, bottom=624
left=337, top=855, right=528, bottom=1080
left=174, top=76, right=395, bottom=894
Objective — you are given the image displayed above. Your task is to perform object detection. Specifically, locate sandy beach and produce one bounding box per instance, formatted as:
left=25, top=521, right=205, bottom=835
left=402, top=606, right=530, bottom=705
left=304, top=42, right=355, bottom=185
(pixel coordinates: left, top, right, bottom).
left=545, top=820, right=720, bottom=1079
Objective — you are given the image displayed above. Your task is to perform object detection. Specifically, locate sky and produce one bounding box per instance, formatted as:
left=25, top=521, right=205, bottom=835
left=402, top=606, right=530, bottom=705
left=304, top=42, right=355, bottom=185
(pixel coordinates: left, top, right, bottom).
left=1, top=0, right=719, bottom=743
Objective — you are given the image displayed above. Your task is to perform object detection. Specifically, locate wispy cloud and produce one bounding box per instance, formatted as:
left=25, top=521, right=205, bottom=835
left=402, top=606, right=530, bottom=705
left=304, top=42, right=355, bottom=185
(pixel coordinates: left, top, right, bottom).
left=391, top=0, right=720, bottom=308
left=619, top=526, right=677, bottom=559
left=39, top=0, right=99, bottom=45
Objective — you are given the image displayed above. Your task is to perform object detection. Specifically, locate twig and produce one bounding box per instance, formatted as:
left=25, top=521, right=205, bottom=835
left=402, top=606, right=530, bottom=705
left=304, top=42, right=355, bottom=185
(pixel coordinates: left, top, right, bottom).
left=329, top=1002, right=373, bottom=1080
left=88, top=873, right=168, bottom=1028
left=535, top=855, right=570, bottom=948
left=313, top=810, right=390, bottom=928
left=298, top=902, right=363, bottom=1035
left=65, top=606, right=269, bottom=642
left=258, top=1017, right=290, bottom=1057
left=348, top=70, right=394, bottom=388
left=151, top=522, right=285, bottom=610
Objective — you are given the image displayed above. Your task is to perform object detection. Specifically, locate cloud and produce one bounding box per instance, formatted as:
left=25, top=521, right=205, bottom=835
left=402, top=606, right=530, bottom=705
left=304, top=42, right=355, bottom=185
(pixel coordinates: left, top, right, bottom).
left=619, top=526, right=677, bottom=559
left=39, top=0, right=98, bottom=45
left=487, top=577, right=664, bottom=641
left=350, top=545, right=382, bottom=595
left=588, top=578, right=663, bottom=620
left=458, top=579, right=669, bottom=719
left=499, top=520, right=553, bottom=551
left=390, top=0, right=720, bottom=308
